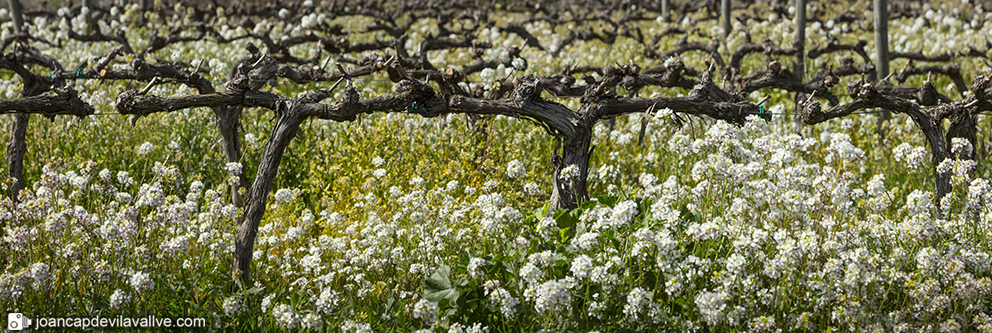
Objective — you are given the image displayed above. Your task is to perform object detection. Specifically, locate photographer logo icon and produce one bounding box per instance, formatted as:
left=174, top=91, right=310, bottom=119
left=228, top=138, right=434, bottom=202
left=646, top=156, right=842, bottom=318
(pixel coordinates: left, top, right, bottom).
left=7, top=313, right=32, bottom=331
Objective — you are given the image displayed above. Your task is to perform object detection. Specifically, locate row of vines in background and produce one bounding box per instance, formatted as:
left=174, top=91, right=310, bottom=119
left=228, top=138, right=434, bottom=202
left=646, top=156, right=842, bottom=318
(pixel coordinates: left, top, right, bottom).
left=1, top=0, right=991, bottom=301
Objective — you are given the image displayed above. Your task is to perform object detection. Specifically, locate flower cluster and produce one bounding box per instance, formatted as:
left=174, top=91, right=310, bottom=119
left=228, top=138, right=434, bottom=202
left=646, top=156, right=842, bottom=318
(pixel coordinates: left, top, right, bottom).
left=506, top=159, right=526, bottom=179
left=894, top=143, right=929, bottom=169
left=128, top=271, right=154, bottom=294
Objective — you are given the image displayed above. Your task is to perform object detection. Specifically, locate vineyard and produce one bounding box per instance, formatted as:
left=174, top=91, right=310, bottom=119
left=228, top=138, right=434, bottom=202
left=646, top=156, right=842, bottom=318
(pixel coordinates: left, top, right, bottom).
left=2, top=0, right=992, bottom=331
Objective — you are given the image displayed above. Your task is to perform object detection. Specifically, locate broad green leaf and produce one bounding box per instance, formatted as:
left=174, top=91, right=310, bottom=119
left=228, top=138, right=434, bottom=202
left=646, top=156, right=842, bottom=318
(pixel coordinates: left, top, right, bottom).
left=595, top=193, right=620, bottom=207
left=555, top=209, right=579, bottom=230
left=423, top=265, right=459, bottom=303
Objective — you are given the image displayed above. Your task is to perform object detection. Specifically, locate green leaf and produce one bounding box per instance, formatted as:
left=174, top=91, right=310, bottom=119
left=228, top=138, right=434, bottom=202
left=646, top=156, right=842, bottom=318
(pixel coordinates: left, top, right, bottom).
left=579, top=199, right=598, bottom=211
left=423, top=265, right=460, bottom=303
left=595, top=193, right=620, bottom=207
left=502, top=261, right=516, bottom=277
left=245, top=286, right=265, bottom=295
left=530, top=202, right=552, bottom=221
left=679, top=203, right=697, bottom=225
left=557, top=228, right=572, bottom=243
left=637, top=198, right=654, bottom=224
left=385, top=296, right=395, bottom=312
left=554, top=209, right=579, bottom=230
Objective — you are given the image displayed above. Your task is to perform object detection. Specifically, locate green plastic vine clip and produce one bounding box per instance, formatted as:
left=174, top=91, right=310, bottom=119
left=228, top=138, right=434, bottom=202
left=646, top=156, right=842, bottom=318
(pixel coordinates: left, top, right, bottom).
left=76, top=68, right=83, bottom=78
left=750, top=104, right=766, bottom=116
left=409, top=102, right=428, bottom=114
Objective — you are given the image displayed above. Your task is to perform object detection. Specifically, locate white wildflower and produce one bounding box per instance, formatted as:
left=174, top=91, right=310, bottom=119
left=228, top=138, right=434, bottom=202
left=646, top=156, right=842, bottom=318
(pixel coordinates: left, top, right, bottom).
left=301, top=313, right=322, bottom=331
left=525, top=279, right=570, bottom=315
left=480, top=68, right=496, bottom=83
left=410, top=177, right=424, bottom=187
left=468, top=257, right=487, bottom=278
left=128, top=271, right=154, bottom=293
left=222, top=295, right=244, bottom=316
left=506, top=159, right=526, bottom=178
left=825, top=133, right=865, bottom=163
left=446, top=180, right=460, bottom=192
left=572, top=232, right=599, bottom=251
left=274, top=188, right=298, bottom=204
left=559, top=164, right=579, bottom=180
left=260, top=294, right=275, bottom=313
left=951, top=137, right=973, bottom=157
left=272, top=304, right=300, bottom=330
left=523, top=182, right=541, bottom=196
left=519, top=262, right=543, bottom=284
left=570, top=255, right=593, bottom=279
left=663, top=56, right=679, bottom=69
left=244, top=133, right=259, bottom=148
left=225, top=162, right=242, bottom=176
left=695, top=290, right=728, bottom=326
left=110, top=289, right=130, bottom=309
left=894, top=143, right=929, bottom=169
left=412, top=298, right=438, bottom=325
left=867, top=174, right=887, bottom=197
left=489, top=287, right=518, bottom=317
left=623, top=287, right=650, bottom=322
left=137, top=142, right=154, bottom=155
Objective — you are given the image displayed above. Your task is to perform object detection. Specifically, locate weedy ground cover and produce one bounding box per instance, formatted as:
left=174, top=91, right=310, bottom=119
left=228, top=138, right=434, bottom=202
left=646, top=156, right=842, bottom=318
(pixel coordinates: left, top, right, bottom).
left=2, top=1, right=992, bottom=332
